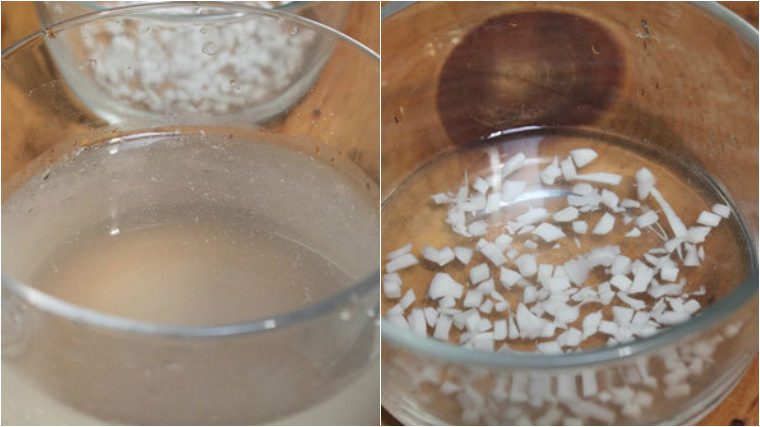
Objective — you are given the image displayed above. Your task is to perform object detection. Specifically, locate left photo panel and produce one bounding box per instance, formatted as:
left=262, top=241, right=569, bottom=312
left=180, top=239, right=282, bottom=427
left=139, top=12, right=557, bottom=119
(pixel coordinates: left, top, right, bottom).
left=1, top=2, right=380, bottom=425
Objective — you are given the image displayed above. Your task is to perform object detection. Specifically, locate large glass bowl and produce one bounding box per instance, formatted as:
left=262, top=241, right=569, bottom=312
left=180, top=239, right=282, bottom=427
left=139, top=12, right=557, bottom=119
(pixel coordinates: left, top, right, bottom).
left=381, top=2, right=757, bottom=425
left=2, top=3, right=379, bottom=425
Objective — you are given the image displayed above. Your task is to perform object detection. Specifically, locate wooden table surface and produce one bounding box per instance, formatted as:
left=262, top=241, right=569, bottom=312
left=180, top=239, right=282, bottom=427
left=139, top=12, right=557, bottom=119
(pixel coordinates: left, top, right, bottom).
left=1, top=2, right=755, bottom=426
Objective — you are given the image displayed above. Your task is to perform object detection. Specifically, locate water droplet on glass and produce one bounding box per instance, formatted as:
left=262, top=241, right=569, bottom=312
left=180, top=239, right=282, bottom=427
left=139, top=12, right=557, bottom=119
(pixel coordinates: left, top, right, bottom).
left=202, top=42, right=217, bottom=55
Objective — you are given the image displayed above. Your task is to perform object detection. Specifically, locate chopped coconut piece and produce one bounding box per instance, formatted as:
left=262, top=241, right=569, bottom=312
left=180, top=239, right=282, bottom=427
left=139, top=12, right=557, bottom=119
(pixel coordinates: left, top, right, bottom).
left=502, top=152, right=527, bottom=178
left=399, top=289, right=416, bottom=310
left=553, top=206, right=580, bottom=222
left=625, top=227, right=641, bottom=237
left=697, top=210, right=721, bottom=227
left=636, top=210, right=658, bottom=228
left=571, top=173, right=623, bottom=186
left=383, top=273, right=402, bottom=299
left=463, top=290, right=484, bottom=308
left=387, top=243, right=412, bottom=259
left=431, top=193, right=450, bottom=204
left=583, top=311, right=602, bottom=337
left=494, top=234, right=513, bottom=251
left=621, top=198, right=641, bottom=209
left=650, top=187, right=687, bottom=238
left=635, top=167, right=655, bottom=200
left=610, top=255, right=631, bottom=275
left=610, top=275, right=632, bottom=292
left=532, top=222, right=566, bottom=242
left=423, top=307, right=439, bottom=327
left=515, top=253, right=538, bottom=278
left=500, top=267, right=522, bottom=288
left=600, top=189, right=620, bottom=209
left=386, top=252, right=419, bottom=273
left=422, top=246, right=456, bottom=266
left=428, top=273, right=464, bottom=300
left=433, top=315, right=452, bottom=340
left=630, top=263, right=654, bottom=294
left=712, top=203, right=731, bottom=218
left=572, top=220, right=588, bottom=234
left=454, top=246, right=473, bottom=264
left=560, top=157, right=577, bottom=180
left=478, top=240, right=507, bottom=266
left=570, top=148, right=598, bottom=168
left=660, top=266, right=679, bottom=282
left=540, top=163, right=562, bottom=185
left=617, top=292, right=646, bottom=310
left=468, top=221, right=488, bottom=236
left=593, top=212, right=616, bottom=235
left=469, top=263, right=490, bottom=284
left=686, top=226, right=710, bottom=244
left=473, top=176, right=490, bottom=193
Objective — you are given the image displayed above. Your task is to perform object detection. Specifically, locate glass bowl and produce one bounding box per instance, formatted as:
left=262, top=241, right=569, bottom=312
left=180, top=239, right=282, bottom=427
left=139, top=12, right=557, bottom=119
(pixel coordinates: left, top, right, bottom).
left=2, top=3, right=379, bottom=425
left=381, top=2, right=757, bottom=425
left=32, top=1, right=350, bottom=124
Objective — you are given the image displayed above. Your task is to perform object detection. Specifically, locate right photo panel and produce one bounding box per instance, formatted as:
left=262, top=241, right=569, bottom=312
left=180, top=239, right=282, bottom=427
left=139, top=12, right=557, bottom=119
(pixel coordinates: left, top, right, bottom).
left=381, top=2, right=759, bottom=426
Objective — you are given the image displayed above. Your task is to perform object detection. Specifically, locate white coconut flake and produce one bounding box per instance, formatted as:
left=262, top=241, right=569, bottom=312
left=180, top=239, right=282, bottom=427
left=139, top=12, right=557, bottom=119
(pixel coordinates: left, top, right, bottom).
left=428, top=273, right=464, bottom=300
left=408, top=308, right=427, bottom=337
left=571, top=173, right=623, bottom=186
left=636, top=210, right=658, bottom=228
left=650, top=187, right=687, bottom=238
left=621, top=198, right=640, bottom=209
left=564, top=258, right=591, bottom=285
left=532, top=222, right=566, bottom=242
left=600, top=189, right=620, bottom=209
left=478, top=240, right=507, bottom=266
left=570, top=148, right=598, bottom=168
left=560, top=157, right=577, bottom=180
left=516, top=303, right=544, bottom=339
left=660, top=266, right=679, bottom=282
left=572, top=220, right=588, bottom=234
left=583, top=311, right=602, bottom=337
left=502, top=152, right=527, bottom=178
left=540, top=163, right=562, bottom=185
left=553, top=206, right=579, bottom=222
left=610, top=255, right=631, bottom=275
left=473, top=176, right=490, bottom=194
left=454, top=246, right=473, bottom=264
left=686, top=226, right=710, bottom=244
left=476, top=279, right=496, bottom=294
left=433, top=314, right=452, bottom=340
left=387, top=243, right=413, bottom=259
left=386, top=252, right=419, bottom=273
left=630, top=263, right=654, bottom=294
left=625, top=227, right=641, bottom=237
left=683, top=243, right=700, bottom=266
left=422, top=246, right=456, bottom=266
left=697, top=210, right=721, bottom=227
left=469, top=263, right=490, bottom=284
left=635, top=167, right=655, bottom=200
left=712, top=203, right=731, bottom=218
left=493, top=319, right=507, bottom=340
left=431, top=193, right=451, bottom=204
left=610, top=275, right=632, bottom=292
left=423, top=307, right=439, bottom=327
left=593, top=212, right=615, bottom=235
left=399, top=289, right=416, bottom=310
left=515, top=253, right=538, bottom=278
left=500, top=266, right=522, bottom=288
left=536, top=341, right=563, bottom=354
left=617, top=292, right=646, bottom=310
left=463, top=290, right=484, bottom=308
left=468, top=220, right=488, bottom=236
left=383, top=273, right=402, bottom=299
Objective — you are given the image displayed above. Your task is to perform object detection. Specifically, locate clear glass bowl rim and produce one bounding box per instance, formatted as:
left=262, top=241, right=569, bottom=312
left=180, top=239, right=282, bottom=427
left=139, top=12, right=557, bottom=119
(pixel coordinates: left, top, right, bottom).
left=1, top=1, right=380, bottom=339
left=380, top=1, right=759, bottom=369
